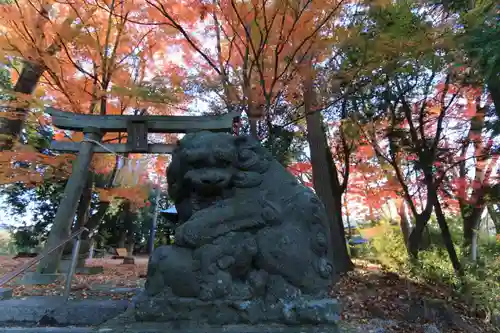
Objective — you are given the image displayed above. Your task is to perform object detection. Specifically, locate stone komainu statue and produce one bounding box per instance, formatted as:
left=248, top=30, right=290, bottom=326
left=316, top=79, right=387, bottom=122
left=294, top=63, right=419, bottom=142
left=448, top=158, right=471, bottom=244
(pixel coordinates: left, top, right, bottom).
left=135, top=131, right=340, bottom=327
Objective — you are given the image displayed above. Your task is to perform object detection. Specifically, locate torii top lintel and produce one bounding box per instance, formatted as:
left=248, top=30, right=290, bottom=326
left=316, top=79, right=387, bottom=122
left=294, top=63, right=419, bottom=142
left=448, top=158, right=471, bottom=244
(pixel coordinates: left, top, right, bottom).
left=46, top=107, right=241, bottom=154
left=45, top=107, right=241, bottom=134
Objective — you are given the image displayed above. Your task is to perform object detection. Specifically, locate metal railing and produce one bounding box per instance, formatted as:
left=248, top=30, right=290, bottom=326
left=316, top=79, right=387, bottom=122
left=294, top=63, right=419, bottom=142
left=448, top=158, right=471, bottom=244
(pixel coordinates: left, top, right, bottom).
left=0, top=227, right=90, bottom=301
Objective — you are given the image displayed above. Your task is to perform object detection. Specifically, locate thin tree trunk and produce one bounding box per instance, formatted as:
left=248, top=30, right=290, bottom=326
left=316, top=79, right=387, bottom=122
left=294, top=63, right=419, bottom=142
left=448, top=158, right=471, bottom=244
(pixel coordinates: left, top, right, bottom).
left=463, top=205, right=484, bottom=260
left=116, top=201, right=129, bottom=249
left=398, top=200, right=411, bottom=248
left=0, top=12, right=80, bottom=149
left=429, top=182, right=463, bottom=274
left=118, top=230, right=127, bottom=249
left=85, top=203, right=109, bottom=232
left=471, top=232, right=478, bottom=261
left=249, top=118, right=258, bottom=139
left=487, top=205, right=500, bottom=235
left=303, top=63, right=352, bottom=274
left=330, top=152, right=351, bottom=254
left=0, top=62, right=46, bottom=150
left=148, top=188, right=161, bottom=255
left=88, top=240, right=95, bottom=260
left=487, top=75, right=500, bottom=120
left=74, top=173, right=94, bottom=231
left=122, top=201, right=135, bottom=256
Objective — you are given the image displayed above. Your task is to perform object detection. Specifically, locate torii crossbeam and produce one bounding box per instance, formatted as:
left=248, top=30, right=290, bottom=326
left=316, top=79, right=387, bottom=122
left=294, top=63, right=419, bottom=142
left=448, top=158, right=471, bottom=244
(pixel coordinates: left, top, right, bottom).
left=37, top=108, right=240, bottom=275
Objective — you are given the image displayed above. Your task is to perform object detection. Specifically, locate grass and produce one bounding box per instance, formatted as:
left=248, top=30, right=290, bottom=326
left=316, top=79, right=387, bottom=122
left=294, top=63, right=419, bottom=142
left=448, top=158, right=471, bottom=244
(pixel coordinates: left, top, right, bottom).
left=360, top=221, right=500, bottom=325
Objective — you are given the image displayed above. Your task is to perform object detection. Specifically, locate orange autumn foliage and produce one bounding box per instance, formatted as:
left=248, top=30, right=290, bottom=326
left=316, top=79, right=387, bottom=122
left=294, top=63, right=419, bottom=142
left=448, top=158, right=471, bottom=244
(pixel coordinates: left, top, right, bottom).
left=0, top=0, right=191, bottom=203
left=145, top=0, right=355, bottom=120
left=96, top=186, right=151, bottom=209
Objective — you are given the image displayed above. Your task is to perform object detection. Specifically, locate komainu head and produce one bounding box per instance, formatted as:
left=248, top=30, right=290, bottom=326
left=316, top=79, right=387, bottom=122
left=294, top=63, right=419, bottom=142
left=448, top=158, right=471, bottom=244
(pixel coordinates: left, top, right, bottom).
left=166, top=132, right=272, bottom=214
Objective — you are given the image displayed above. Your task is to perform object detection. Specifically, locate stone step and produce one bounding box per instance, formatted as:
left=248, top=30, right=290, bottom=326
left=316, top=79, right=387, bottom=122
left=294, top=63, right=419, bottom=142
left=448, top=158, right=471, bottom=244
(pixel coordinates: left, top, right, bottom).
left=0, top=288, right=12, bottom=300
left=0, top=327, right=93, bottom=333
left=96, top=323, right=342, bottom=333
left=0, top=296, right=129, bottom=327
left=0, top=324, right=344, bottom=333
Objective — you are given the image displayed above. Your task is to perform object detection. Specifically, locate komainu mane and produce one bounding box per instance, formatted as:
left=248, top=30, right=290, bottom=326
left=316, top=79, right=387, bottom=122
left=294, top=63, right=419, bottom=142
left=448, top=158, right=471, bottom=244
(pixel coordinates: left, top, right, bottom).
left=133, top=131, right=340, bottom=329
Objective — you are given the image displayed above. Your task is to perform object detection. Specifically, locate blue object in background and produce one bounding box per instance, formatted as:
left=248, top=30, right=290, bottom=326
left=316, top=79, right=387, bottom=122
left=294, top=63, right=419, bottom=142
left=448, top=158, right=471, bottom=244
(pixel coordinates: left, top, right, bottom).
left=160, top=206, right=177, bottom=214
left=348, top=235, right=369, bottom=245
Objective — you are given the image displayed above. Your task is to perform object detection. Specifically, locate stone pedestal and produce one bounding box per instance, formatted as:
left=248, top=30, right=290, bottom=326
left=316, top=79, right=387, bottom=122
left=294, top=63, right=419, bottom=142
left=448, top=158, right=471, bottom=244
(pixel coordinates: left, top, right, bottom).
left=134, top=294, right=341, bottom=327
left=19, top=272, right=65, bottom=285
left=97, top=133, right=342, bottom=332
left=59, top=259, right=104, bottom=275
left=122, top=257, right=135, bottom=265
left=98, top=324, right=340, bottom=333
left=0, top=288, right=13, bottom=300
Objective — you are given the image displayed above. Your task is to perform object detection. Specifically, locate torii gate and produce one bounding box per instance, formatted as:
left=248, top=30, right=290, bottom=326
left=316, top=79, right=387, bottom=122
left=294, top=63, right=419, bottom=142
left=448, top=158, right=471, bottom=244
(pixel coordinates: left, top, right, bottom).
left=37, top=108, right=240, bottom=274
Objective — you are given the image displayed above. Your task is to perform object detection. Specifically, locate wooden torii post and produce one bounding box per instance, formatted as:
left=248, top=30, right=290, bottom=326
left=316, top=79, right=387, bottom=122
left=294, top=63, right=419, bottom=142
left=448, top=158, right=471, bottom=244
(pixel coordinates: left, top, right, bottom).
left=36, top=108, right=240, bottom=275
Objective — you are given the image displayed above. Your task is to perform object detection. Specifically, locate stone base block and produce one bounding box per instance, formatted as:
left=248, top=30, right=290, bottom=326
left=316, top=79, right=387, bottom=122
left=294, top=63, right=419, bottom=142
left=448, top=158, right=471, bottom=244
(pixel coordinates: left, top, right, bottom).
left=76, top=266, right=104, bottom=275
left=122, top=257, right=135, bottom=265
left=96, top=323, right=340, bottom=333
left=18, top=272, right=65, bottom=285
left=58, top=259, right=104, bottom=275
left=111, top=255, right=125, bottom=260
left=58, top=258, right=85, bottom=271
left=0, top=296, right=129, bottom=326
left=0, top=288, right=13, bottom=300
left=135, top=296, right=341, bottom=327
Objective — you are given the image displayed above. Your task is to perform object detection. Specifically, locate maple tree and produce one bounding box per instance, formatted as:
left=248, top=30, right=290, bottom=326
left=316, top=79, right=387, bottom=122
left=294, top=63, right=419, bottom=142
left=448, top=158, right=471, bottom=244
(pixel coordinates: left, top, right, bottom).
left=0, top=0, right=497, bottom=287
left=143, top=0, right=347, bottom=136
left=139, top=0, right=367, bottom=272
left=0, top=0, right=187, bottom=273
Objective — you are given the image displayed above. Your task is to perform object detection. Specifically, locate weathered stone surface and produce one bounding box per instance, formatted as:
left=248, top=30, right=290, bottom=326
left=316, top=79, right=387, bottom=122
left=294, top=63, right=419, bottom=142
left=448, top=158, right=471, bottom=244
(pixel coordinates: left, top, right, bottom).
left=0, top=296, right=129, bottom=331
left=122, top=257, right=135, bottom=265
left=96, top=324, right=340, bottom=333
left=405, top=298, right=474, bottom=331
left=0, top=328, right=93, bottom=333
left=58, top=260, right=104, bottom=275
left=0, top=288, right=13, bottom=300
left=0, top=296, right=128, bottom=326
left=61, top=240, right=91, bottom=261
left=135, top=293, right=340, bottom=326
left=423, top=323, right=441, bottom=333
left=133, top=132, right=339, bottom=327
left=18, top=272, right=65, bottom=285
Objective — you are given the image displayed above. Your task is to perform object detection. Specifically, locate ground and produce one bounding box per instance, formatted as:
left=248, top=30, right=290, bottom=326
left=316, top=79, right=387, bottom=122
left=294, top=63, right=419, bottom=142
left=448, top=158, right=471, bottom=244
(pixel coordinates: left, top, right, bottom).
left=0, top=256, right=148, bottom=300
left=0, top=256, right=496, bottom=332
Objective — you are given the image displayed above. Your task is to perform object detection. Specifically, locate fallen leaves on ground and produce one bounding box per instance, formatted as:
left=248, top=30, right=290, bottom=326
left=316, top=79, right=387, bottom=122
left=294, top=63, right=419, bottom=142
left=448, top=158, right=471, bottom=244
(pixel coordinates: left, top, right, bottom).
left=0, top=256, right=148, bottom=300
left=0, top=256, right=496, bottom=332
left=332, top=259, right=495, bottom=333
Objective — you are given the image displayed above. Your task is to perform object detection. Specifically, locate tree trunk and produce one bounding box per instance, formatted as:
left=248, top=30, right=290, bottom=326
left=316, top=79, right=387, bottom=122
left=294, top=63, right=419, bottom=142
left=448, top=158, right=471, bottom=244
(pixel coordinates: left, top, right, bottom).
left=118, top=201, right=135, bottom=256
left=407, top=216, right=427, bottom=258
left=148, top=189, right=161, bottom=255
left=249, top=118, right=258, bottom=139
left=463, top=205, right=484, bottom=260
left=487, top=205, right=500, bottom=235
left=118, top=230, right=127, bottom=249
left=0, top=12, right=80, bottom=150
left=487, top=75, right=500, bottom=119
left=303, top=64, right=352, bottom=274
left=88, top=240, right=95, bottom=260
left=429, top=183, right=463, bottom=274
left=123, top=203, right=136, bottom=264
left=0, top=61, right=46, bottom=150
left=74, top=173, right=94, bottom=231
left=85, top=202, right=110, bottom=233
left=397, top=200, right=411, bottom=248
left=327, top=144, right=350, bottom=246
